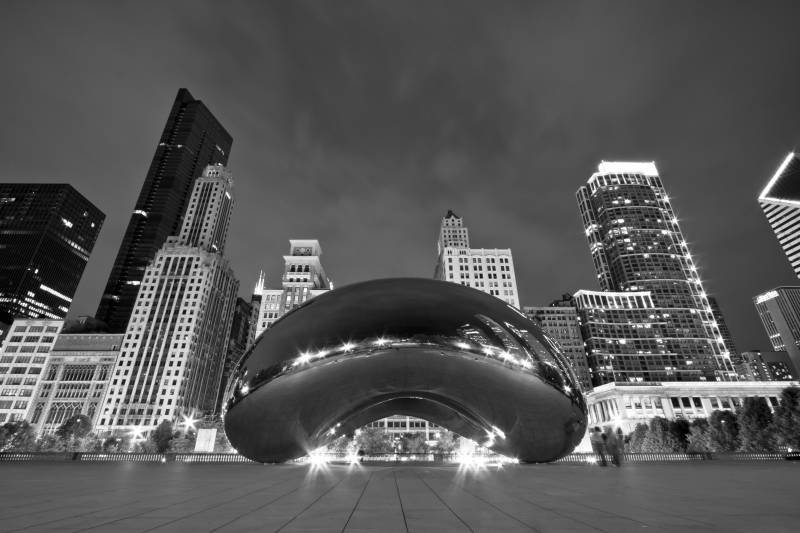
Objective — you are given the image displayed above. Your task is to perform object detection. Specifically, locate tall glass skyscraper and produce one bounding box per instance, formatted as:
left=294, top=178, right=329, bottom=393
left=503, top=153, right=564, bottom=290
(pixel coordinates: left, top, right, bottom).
left=759, top=152, right=800, bottom=277
left=96, top=88, right=232, bottom=332
left=577, top=161, right=735, bottom=383
left=0, top=184, right=104, bottom=323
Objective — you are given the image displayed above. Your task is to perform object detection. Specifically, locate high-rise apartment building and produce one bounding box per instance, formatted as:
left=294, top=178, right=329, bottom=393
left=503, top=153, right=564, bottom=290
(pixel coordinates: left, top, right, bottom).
left=523, top=297, right=591, bottom=391
left=758, top=152, right=800, bottom=277
left=753, top=287, right=800, bottom=376
left=0, top=184, right=104, bottom=323
left=573, top=290, right=713, bottom=384
left=97, top=89, right=232, bottom=332
left=250, top=240, right=332, bottom=341
left=28, top=331, right=122, bottom=435
left=96, top=165, right=238, bottom=434
left=433, top=210, right=520, bottom=307
left=0, top=319, right=63, bottom=423
left=708, top=296, right=738, bottom=363
left=577, top=162, right=735, bottom=382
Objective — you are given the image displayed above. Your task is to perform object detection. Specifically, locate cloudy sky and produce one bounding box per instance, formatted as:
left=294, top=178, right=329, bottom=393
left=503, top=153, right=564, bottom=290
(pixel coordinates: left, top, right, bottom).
left=2, top=0, right=800, bottom=351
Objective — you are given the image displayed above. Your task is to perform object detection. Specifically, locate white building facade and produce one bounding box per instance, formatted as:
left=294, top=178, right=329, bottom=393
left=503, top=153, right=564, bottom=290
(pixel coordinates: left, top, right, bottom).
left=28, top=332, right=122, bottom=435
left=250, top=239, right=332, bottom=343
left=0, top=319, right=62, bottom=423
left=96, top=165, right=239, bottom=435
left=433, top=210, right=520, bottom=307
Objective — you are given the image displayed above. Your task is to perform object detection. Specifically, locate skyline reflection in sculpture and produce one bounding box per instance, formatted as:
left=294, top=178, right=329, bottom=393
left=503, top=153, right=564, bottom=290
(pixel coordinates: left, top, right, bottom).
left=224, top=278, right=587, bottom=463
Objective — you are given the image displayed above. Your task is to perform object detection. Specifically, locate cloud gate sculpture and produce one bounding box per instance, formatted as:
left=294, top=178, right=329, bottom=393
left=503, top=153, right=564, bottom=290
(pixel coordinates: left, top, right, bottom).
left=224, top=278, right=587, bottom=463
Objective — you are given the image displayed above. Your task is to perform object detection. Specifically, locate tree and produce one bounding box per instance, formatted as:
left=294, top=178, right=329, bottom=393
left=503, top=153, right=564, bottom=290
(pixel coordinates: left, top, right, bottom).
left=55, top=414, right=93, bottom=449
left=626, top=423, right=649, bottom=453
left=641, top=417, right=681, bottom=452
left=432, top=429, right=458, bottom=453
left=773, top=386, right=800, bottom=450
left=150, top=420, right=174, bottom=453
left=355, top=428, right=394, bottom=454
left=686, top=419, right=712, bottom=453
left=707, top=410, right=739, bottom=452
left=737, top=397, right=775, bottom=452
left=0, top=420, right=37, bottom=452
left=398, top=432, right=429, bottom=453
left=668, top=419, right=691, bottom=452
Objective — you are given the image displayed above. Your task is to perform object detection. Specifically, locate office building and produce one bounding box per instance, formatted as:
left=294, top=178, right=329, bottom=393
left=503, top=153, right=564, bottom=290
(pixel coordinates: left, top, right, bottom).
left=96, top=88, right=232, bottom=332
left=96, top=165, right=239, bottom=434
left=0, top=319, right=63, bottom=423
left=0, top=184, right=104, bottom=323
left=433, top=210, right=519, bottom=307
left=28, top=330, right=122, bottom=435
left=523, top=296, right=591, bottom=391
left=217, top=297, right=251, bottom=412
left=758, top=152, right=800, bottom=277
left=577, top=162, right=735, bottom=382
left=736, top=350, right=798, bottom=381
left=250, top=240, right=332, bottom=341
left=753, top=287, right=800, bottom=374
left=587, top=380, right=799, bottom=433
left=708, top=296, right=738, bottom=363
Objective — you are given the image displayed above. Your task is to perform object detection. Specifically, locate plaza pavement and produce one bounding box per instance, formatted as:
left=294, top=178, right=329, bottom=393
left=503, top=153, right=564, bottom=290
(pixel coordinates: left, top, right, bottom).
left=0, top=461, right=797, bottom=532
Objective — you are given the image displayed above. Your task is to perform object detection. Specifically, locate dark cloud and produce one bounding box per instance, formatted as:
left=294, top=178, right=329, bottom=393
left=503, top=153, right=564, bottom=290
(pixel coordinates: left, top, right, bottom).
left=1, top=0, right=800, bottom=351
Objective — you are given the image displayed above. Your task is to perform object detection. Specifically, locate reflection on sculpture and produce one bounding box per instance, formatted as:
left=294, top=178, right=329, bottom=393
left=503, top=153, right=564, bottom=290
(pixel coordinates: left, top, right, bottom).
left=224, top=278, right=587, bottom=463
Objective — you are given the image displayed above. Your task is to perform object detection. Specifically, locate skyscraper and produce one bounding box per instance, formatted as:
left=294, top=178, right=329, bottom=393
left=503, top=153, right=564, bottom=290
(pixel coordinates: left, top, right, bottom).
left=577, top=161, right=735, bottom=382
left=433, top=210, right=520, bottom=307
left=0, top=184, right=104, bottom=323
left=708, top=296, right=738, bottom=363
left=523, top=296, right=591, bottom=391
left=250, top=240, right=332, bottom=342
left=96, top=89, right=232, bottom=332
left=758, top=152, right=800, bottom=277
left=96, top=165, right=238, bottom=434
left=753, top=287, right=800, bottom=375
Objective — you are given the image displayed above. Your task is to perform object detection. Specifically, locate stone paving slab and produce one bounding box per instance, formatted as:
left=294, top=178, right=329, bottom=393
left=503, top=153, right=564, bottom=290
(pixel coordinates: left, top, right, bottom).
left=0, top=461, right=798, bottom=532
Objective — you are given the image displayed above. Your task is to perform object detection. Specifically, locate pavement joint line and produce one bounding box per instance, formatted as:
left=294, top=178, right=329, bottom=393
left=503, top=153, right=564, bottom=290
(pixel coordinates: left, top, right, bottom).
left=205, top=482, right=304, bottom=532
left=480, top=468, right=665, bottom=530
left=392, top=470, right=409, bottom=533
left=61, top=467, right=302, bottom=533
left=340, top=469, right=376, bottom=532
left=273, top=472, right=348, bottom=532
left=414, top=470, right=475, bottom=533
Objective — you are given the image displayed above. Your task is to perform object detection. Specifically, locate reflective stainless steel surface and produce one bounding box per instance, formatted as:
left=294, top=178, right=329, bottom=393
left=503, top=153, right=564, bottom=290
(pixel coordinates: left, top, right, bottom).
left=224, top=278, right=587, bottom=463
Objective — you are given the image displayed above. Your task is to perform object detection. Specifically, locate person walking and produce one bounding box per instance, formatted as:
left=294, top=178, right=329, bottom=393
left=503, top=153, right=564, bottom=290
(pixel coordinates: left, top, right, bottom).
left=589, top=426, right=607, bottom=466
left=604, top=427, right=623, bottom=467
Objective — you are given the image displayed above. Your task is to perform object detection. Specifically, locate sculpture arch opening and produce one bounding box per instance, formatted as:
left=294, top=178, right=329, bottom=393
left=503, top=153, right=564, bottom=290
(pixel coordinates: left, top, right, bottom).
left=224, top=278, right=587, bottom=463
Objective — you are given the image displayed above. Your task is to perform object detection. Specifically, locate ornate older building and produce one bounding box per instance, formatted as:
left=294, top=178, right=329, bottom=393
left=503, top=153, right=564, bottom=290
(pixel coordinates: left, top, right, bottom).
left=249, top=240, right=332, bottom=343
left=96, top=165, right=238, bottom=434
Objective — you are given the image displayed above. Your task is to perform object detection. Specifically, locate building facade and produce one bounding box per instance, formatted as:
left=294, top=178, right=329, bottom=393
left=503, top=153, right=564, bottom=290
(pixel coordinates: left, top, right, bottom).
left=758, top=152, right=800, bottom=277
left=250, top=240, right=332, bottom=341
left=27, top=332, right=122, bottom=435
left=433, top=210, right=520, bottom=307
left=217, top=297, right=251, bottom=412
left=96, top=88, right=232, bottom=332
left=523, top=298, right=591, bottom=391
left=753, top=287, right=800, bottom=375
left=0, top=319, right=63, bottom=423
left=0, top=184, right=104, bottom=323
left=96, top=165, right=239, bottom=435
left=577, top=161, right=735, bottom=382
left=587, top=380, right=799, bottom=433
left=708, top=296, right=738, bottom=364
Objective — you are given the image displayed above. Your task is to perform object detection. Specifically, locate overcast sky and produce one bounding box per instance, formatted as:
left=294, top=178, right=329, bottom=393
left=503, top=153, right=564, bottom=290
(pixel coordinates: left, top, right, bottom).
left=2, top=0, right=800, bottom=351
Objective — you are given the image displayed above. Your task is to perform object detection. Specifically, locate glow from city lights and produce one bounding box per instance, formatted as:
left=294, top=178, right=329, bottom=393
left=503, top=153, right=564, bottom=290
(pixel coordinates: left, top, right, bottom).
left=756, top=290, right=779, bottom=304
left=374, top=338, right=388, bottom=346
left=455, top=342, right=470, bottom=350
left=240, top=384, right=250, bottom=395
left=340, top=342, right=356, bottom=352
left=181, top=413, right=199, bottom=432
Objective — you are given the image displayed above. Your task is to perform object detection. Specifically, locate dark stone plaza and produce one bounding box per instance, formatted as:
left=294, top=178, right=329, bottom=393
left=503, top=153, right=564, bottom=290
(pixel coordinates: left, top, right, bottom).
left=0, top=461, right=798, bottom=532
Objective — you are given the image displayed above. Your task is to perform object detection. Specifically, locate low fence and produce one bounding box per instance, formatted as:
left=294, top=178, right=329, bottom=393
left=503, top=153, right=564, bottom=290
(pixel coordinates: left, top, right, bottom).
left=0, top=451, right=798, bottom=464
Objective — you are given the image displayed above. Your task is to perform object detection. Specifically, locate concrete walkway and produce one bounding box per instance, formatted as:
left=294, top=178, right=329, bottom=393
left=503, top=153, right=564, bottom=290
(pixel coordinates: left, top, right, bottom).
left=0, top=461, right=797, bottom=532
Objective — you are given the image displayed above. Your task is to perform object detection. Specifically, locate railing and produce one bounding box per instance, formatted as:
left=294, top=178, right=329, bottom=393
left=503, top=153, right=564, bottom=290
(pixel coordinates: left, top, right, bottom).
left=1, top=451, right=798, bottom=464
